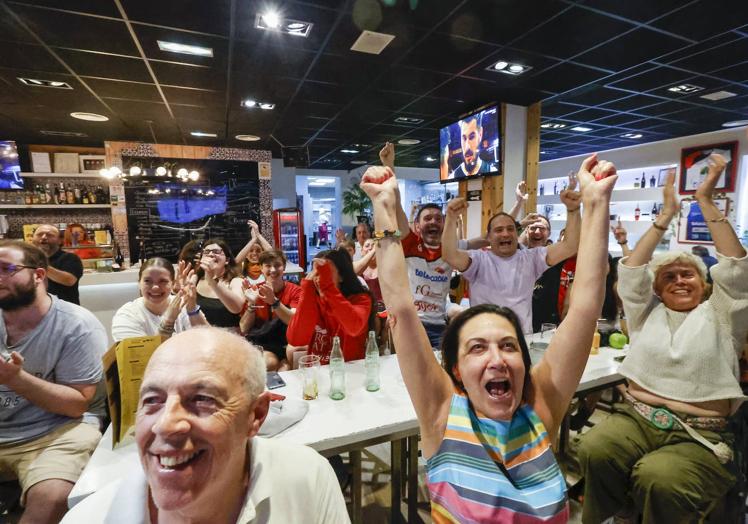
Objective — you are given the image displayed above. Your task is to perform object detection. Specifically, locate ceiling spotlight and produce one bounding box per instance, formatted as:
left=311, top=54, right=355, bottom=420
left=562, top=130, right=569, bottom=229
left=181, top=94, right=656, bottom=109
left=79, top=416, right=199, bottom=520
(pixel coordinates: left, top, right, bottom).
left=340, top=149, right=359, bottom=154
left=394, top=116, right=423, bottom=125
left=259, top=102, right=275, bottom=110
left=235, top=134, right=261, bottom=141
left=620, top=133, right=643, bottom=139
left=18, top=77, right=72, bottom=89
left=157, top=41, right=213, bottom=57
left=177, top=168, right=188, bottom=178
left=261, top=11, right=281, bottom=29
left=570, top=126, right=592, bottom=132
left=667, top=83, right=703, bottom=94
left=255, top=13, right=313, bottom=37
left=70, top=112, right=109, bottom=122
left=349, top=160, right=367, bottom=165
left=129, top=166, right=142, bottom=176
left=722, top=120, right=748, bottom=128
left=488, top=59, right=532, bottom=76
left=540, top=122, right=566, bottom=129
left=425, top=156, right=436, bottom=162
left=188, top=170, right=200, bottom=181
left=242, top=99, right=257, bottom=108
left=540, top=151, right=548, bottom=155
left=190, top=131, right=217, bottom=138
left=398, top=138, right=421, bottom=145
left=155, top=166, right=167, bottom=176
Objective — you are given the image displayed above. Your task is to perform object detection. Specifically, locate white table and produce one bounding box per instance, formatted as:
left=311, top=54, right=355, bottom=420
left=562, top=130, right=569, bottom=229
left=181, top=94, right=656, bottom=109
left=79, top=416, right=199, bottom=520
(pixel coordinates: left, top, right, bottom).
left=69, top=348, right=627, bottom=521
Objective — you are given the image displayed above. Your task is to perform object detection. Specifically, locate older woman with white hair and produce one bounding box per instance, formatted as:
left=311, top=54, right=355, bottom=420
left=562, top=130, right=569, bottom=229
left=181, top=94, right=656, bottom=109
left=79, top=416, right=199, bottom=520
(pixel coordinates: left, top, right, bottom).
left=579, top=153, right=748, bottom=523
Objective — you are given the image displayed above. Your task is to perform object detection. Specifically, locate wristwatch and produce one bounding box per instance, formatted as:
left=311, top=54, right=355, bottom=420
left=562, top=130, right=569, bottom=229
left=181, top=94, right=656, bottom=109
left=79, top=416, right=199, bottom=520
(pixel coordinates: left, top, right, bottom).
left=270, top=299, right=281, bottom=310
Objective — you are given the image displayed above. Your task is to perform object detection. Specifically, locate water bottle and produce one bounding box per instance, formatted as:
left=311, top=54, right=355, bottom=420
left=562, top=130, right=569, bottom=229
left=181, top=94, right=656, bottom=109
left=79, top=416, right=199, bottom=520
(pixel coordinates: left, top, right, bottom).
left=364, top=331, right=380, bottom=392
left=329, top=336, right=346, bottom=400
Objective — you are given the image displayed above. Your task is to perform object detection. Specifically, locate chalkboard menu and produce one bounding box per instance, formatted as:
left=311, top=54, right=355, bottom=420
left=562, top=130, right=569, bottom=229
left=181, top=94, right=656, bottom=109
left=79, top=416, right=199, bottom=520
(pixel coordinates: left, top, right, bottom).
left=124, top=157, right=260, bottom=263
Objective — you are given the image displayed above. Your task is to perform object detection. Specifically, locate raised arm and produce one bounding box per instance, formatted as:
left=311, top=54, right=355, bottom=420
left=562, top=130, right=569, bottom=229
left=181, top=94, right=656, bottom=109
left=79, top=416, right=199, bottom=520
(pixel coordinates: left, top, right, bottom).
left=441, top=198, right=471, bottom=271
left=531, top=154, right=617, bottom=435
left=546, top=173, right=581, bottom=266
left=361, top=166, right=452, bottom=455
left=611, top=219, right=631, bottom=257
left=624, top=171, right=678, bottom=267
left=353, top=243, right=376, bottom=275
left=379, top=142, right=410, bottom=233
left=695, top=153, right=746, bottom=259
left=507, top=181, right=528, bottom=220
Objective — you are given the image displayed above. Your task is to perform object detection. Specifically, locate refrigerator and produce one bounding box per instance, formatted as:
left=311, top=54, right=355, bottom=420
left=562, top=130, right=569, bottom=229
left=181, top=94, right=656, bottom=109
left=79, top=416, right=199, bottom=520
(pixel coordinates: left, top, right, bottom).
left=273, top=208, right=306, bottom=270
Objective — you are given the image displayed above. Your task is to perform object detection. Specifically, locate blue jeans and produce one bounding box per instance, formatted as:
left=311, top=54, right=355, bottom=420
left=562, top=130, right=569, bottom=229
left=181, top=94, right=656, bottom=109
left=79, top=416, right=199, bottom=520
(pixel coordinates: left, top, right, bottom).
left=422, top=321, right=446, bottom=350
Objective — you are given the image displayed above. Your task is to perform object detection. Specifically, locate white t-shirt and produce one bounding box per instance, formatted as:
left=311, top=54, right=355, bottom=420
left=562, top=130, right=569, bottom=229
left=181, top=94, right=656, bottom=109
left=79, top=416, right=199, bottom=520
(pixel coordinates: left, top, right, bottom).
left=62, top=437, right=350, bottom=524
left=111, top=296, right=192, bottom=342
left=402, top=231, right=453, bottom=325
left=462, top=247, right=549, bottom=334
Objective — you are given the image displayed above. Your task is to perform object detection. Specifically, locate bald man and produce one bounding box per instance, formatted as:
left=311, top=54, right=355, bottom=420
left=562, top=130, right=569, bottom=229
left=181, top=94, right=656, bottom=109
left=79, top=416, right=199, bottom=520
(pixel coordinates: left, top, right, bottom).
left=63, top=327, right=349, bottom=523
left=31, top=224, right=83, bottom=305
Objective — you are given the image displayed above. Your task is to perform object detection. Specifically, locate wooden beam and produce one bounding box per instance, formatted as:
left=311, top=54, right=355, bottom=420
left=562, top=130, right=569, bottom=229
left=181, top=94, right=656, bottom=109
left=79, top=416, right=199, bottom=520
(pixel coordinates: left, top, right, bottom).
left=525, top=101, right=541, bottom=214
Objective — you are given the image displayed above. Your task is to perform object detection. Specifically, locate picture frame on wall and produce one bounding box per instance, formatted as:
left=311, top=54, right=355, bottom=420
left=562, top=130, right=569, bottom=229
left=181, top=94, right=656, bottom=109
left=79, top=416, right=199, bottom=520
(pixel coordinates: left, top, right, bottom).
left=79, top=154, right=106, bottom=173
left=679, top=141, right=737, bottom=195
left=676, top=197, right=730, bottom=245
left=657, top=166, right=676, bottom=187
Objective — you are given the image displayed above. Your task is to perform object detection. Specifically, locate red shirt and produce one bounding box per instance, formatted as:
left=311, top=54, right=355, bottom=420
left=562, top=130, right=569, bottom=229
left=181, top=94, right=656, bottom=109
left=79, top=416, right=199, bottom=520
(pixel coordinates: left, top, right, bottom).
left=557, top=256, right=577, bottom=317
left=286, top=263, right=372, bottom=363
left=252, top=282, right=302, bottom=326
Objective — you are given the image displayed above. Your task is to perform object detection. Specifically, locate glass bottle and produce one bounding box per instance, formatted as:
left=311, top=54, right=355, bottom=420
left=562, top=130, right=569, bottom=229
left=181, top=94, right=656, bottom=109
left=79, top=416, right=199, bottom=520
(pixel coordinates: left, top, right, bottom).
left=634, top=203, right=640, bottom=221
left=58, top=182, right=66, bottom=205
left=651, top=202, right=658, bottom=220
left=66, top=184, right=75, bottom=204
left=649, top=174, right=656, bottom=188
left=591, top=320, right=601, bottom=355
left=112, top=241, right=124, bottom=271
left=364, top=331, right=380, bottom=392
left=634, top=175, right=639, bottom=189
left=329, top=336, right=346, bottom=400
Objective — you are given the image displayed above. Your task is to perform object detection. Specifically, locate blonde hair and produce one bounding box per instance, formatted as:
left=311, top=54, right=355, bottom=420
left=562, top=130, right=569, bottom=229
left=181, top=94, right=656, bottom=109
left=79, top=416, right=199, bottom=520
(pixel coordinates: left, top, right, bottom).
left=649, top=251, right=708, bottom=283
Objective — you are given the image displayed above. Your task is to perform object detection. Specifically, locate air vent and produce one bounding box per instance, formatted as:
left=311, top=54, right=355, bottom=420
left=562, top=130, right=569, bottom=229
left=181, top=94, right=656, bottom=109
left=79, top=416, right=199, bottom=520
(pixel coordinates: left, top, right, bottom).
left=18, top=77, right=72, bottom=89
left=40, top=130, right=88, bottom=137
left=394, top=116, right=423, bottom=125
left=351, top=30, right=395, bottom=55
left=700, top=90, right=736, bottom=101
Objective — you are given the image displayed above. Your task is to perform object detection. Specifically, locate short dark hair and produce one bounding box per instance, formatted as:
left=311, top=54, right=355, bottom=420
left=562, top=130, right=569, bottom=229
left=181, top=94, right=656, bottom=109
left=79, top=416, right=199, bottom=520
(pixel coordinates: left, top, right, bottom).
left=486, top=211, right=516, bottom=234
left=415, top=203, right=443, bottom=223
left=691, top=245, right=709, bottom=257
left=440, top=304, right=532, bottom=399
left=461, top=112, right=483, bottom=130
left=258, top=249, right=286, bottom=267
left=0, top=240, right=48, bottom=270
left=139, top=257, right=175, bottom=281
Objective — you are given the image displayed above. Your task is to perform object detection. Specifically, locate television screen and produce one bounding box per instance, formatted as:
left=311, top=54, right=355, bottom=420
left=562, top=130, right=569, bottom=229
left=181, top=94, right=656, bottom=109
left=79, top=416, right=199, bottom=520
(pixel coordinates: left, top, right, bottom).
left=0, top=141, right=23, bottom=190
left=439, top=105, right=500, bottom=183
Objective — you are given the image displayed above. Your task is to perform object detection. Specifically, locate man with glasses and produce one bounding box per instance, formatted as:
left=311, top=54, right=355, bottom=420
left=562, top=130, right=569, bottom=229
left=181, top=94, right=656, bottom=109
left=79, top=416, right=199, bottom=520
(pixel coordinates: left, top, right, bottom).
left=31, top=224, right=83, bottom=305
left=0, top=240, right=107, bottom=522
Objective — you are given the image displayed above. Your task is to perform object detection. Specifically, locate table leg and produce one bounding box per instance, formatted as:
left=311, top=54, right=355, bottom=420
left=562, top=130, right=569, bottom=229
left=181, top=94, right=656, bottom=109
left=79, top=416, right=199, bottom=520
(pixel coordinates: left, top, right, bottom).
left=407, top=435, right=420, bottom=523
left=390, top=439, right=403, bottom=523
left=350, top=450, right=362, bottom=524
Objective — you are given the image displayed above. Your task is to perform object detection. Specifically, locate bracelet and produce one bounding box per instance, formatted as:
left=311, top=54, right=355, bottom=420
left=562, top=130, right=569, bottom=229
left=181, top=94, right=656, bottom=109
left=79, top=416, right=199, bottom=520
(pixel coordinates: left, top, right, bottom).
left=158, top=322, right=175, bottom=334
left=705, top=215, right=729, bottom=223
left=372, top=229, right=402, bottom=242
left=270, top=299, right=281, bottom=310
left=187, top=305, right=202, bottom=316
left=652, top=221, right=668, bottom=231
left=617, top=241, right=628, bottom=245
left=567, top=207, right=580, bottom=213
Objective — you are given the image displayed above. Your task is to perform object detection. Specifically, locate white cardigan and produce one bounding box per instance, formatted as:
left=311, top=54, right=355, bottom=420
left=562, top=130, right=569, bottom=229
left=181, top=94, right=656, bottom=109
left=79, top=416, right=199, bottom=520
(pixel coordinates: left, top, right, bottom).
left=617, top=253, right=748, bottom=413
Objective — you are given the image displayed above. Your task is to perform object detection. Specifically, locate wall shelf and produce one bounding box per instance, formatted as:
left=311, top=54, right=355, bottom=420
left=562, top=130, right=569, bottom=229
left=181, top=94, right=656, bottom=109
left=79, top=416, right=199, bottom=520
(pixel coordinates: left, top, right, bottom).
left=21, top=172, right=103, bottom=179
left=0, top=204, right=111, bottom=209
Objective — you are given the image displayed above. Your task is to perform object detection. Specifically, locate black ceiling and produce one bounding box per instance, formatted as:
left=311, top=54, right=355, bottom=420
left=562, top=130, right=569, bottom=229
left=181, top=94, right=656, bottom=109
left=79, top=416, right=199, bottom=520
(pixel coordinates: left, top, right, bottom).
left=1, top=0, right=747, bottom=169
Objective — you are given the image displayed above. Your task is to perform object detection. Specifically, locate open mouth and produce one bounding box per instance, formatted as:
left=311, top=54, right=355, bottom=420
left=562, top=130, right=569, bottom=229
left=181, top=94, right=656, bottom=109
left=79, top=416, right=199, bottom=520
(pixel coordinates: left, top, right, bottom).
left=155, top=449, right=205, bottom=470
left=485, top=379, right=510, bottom=399
left=498, top=240, right=513, bottom=248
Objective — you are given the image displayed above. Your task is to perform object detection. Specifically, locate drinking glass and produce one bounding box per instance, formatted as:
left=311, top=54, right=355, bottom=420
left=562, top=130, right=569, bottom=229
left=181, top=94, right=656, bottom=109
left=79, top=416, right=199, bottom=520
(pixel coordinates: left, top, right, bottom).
left=541, top=323, right=557, bottom=340
left=299, top=354, right=321, bottom=400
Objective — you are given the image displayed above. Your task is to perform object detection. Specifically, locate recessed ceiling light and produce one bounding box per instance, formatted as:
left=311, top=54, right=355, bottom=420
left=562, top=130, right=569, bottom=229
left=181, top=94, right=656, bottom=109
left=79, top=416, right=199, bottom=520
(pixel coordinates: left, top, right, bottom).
left=190, top=131, right=217, bottom=138
left=350, top=160, right=367, bottom=165
left=487, top=59, right=532, bottom=76
left=340, top=149, right=359, bottom=154
left=258, top=102, right=275, bottom=110
left=620, top=133, right=643, bottom=139
left=540, top=122, right=566, bottom=129
left=700, top=90, right=737, bottom=101
left=157, top=41, right=213, bottom=57
left=540, top=151, right=548, bottom=155
left=394, top=116, right=423, bottom=125
left=40, top=130, right=88, bottom=137
left=255, top=13, right=313, bottom=37
left=261, top=11, right=280, bottom=28
left=570, top=126, right=592, bottom=132
left=398, top=138, right=421, bottom=145
left=722, top=120, right=748, bottom=128
left=235, top=134, right=261, bottom=141
left=425, top=156, right=436, bottom=162
left=18, top=77, right=73, bottom=89
left=667, top=83, right=703, bottom=94
left=70, top=112, right=109, bottom=122
left=242, top=99, right=257, bottom=108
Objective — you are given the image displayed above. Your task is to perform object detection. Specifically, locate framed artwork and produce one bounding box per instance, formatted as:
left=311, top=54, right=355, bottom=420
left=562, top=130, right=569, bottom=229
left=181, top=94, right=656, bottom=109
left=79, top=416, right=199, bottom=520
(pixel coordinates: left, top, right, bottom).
left=79, top=154, right=106, bottom=174
left=679, top=141, right=737, bottom=195
left=657, top=166, right=676, bottom=187
left=676, top=197, right=730, bottom=244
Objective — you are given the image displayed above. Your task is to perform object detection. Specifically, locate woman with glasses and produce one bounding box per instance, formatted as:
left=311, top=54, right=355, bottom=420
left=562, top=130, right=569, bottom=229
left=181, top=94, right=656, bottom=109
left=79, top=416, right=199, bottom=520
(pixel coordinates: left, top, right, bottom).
left=111, top=257, right=206, bottom=341
left=195, top=239, right=245, bottom=331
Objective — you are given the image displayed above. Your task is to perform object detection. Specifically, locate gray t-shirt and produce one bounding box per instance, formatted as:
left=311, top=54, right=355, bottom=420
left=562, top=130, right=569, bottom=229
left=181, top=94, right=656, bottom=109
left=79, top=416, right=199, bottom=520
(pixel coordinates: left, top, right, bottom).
left=0, top=295, right=106, bottom=445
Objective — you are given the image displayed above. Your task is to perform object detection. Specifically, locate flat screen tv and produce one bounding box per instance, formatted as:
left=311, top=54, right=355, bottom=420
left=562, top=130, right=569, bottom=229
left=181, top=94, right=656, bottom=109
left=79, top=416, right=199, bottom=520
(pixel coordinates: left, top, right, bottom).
left=0, top=141, right=23, bottom=190
left=439, top=105, right=500, bottom=183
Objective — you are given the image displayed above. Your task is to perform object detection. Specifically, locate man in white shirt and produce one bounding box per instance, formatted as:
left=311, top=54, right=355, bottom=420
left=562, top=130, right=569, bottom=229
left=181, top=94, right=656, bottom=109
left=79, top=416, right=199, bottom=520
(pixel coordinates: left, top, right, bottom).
left=63, top=327, right=349, bottom=524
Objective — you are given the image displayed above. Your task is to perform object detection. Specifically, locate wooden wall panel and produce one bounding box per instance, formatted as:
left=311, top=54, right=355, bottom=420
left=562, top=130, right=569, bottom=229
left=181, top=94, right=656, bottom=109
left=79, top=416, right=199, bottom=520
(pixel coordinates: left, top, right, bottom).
left=525, top=101, right=541, bottom=213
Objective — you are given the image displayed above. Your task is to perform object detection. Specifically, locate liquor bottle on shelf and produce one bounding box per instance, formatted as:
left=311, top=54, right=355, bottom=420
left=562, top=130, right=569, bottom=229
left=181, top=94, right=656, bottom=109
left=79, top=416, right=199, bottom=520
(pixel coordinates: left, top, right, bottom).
left=73, top=185, right=82, bottom=204
left=539, top=183, right=544, bottom=196
left=651, top=202, right=658, bottom=220
left=634, top=175, right=639, bottom=189
left=553, top=181, right=558, bottom=194
left=82, top=186, right=90, bottom=205
left=640, top=173, right=646, bottom=188
left=66, top=184, right=75, bottom=205
left=329, top=336, right=346, bottom=400
left=649, top=174, right=656, bottom=188
left=634, top=203, right=641, bottom=221
left=58, top=183, right=65, bottom=205
left=24, top=189, right=32, bottom=205
left=44, top=183, right=53, bottom=204
left=88, top=186, right=97, bottom=204
left=112, top=241, right=124, bottom=272
left=364, top=331, right=380, bottom=392
left=32, top=184, right=41, bottom=204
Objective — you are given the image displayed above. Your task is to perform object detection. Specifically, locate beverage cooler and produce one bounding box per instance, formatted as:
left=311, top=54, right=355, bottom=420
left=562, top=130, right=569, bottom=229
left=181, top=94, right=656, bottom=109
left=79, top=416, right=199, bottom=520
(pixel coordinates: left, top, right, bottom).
left=273, top=208, right=306, bottom=269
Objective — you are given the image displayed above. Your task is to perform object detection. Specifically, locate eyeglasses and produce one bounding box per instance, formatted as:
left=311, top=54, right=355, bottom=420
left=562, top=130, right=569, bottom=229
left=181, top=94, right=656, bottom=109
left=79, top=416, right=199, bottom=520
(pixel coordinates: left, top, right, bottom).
left=0, top=263, right=36, bottom=278
left=202, top=248, right=224, bottom=256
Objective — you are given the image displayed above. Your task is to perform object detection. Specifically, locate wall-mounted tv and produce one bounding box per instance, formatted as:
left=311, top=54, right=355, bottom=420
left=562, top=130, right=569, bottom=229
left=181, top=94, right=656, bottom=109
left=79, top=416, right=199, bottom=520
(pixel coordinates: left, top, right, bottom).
left=0, top=141, right=23, bottom=190
left=439, top=105, right=500, bottom=183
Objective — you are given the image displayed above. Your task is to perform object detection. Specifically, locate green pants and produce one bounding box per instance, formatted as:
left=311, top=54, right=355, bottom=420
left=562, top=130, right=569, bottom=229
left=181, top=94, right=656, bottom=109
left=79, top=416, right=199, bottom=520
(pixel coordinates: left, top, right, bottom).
left=577, top=402, right=735, bottom=524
